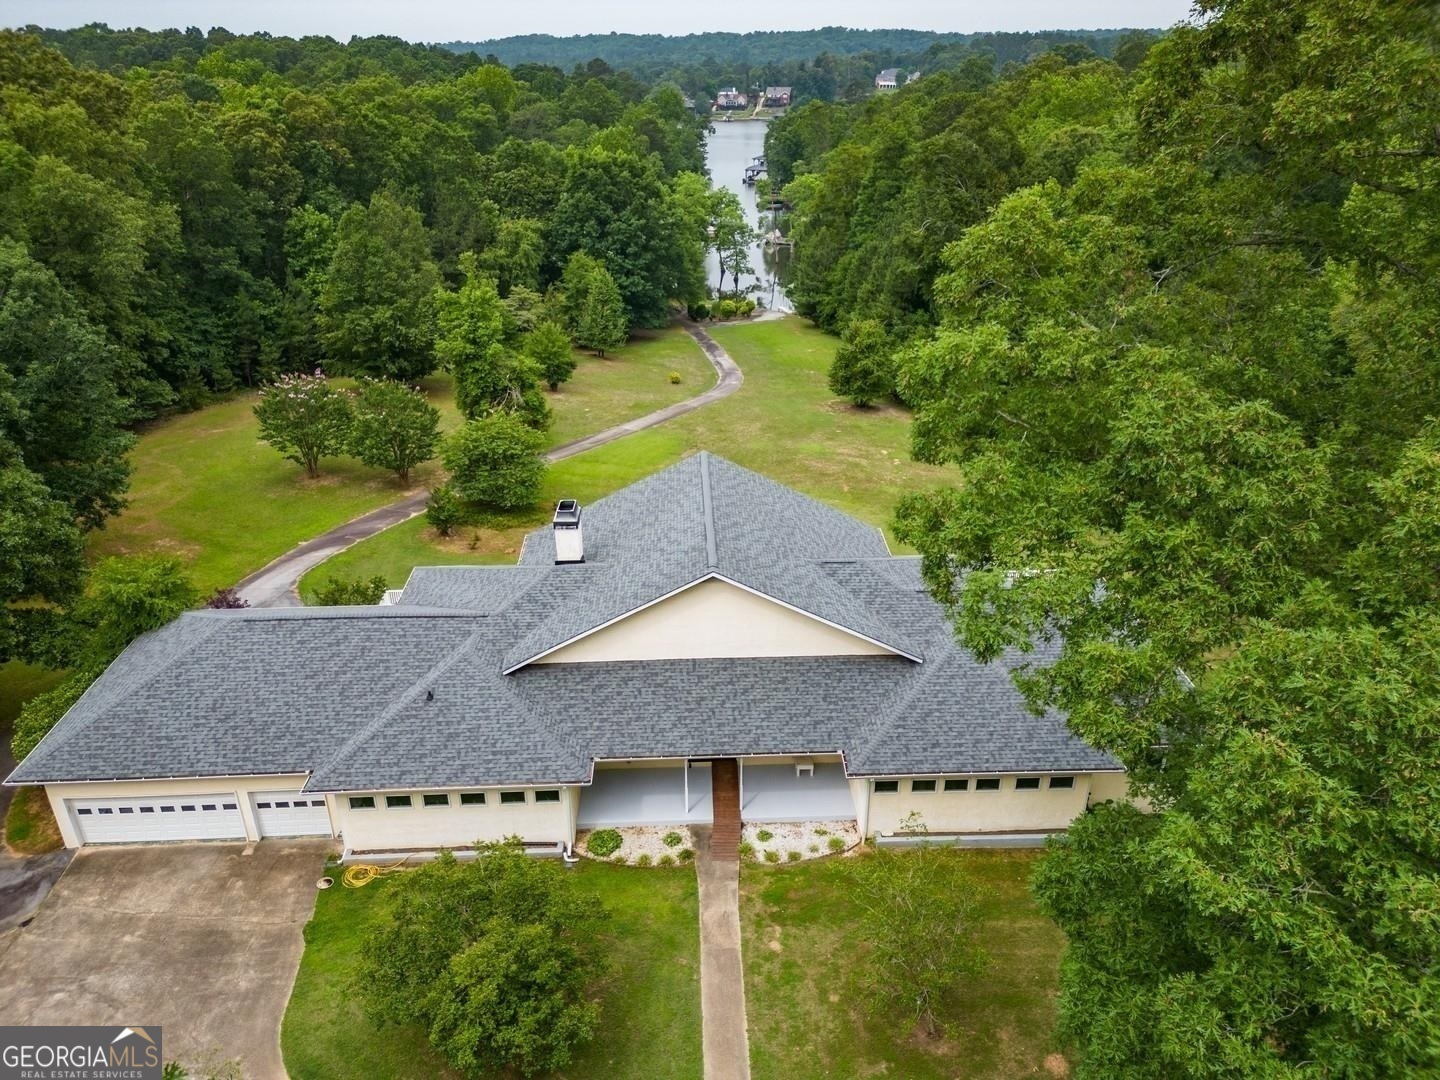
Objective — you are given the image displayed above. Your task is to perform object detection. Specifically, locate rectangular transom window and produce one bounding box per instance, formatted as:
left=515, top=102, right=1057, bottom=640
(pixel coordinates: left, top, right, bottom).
left=385, top=795, right=413, bottom=809
left=974, top=778, right=1001, bottom=791
left=944, top=778, right=969, bottom=792
left=423, top=793, right=450, bottom=807
left=1015, top=777, right=1041, bottom=790
left=534, top=789, right=561, bottom=803
left=499, top=791, right=526, bottom=805
left=349, top=796, right=376, bottom=810
left=910, top=779, right=936, bottom=793
left=1048, top=776, right=1075, bottom=789
left=460, top=792, right=486, bottom=806
left=873, top=780, right=899, bottom=793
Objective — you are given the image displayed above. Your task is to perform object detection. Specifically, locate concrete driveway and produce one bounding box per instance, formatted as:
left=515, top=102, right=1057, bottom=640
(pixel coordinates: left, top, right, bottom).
left=0, top=840, right=331, bottom=1079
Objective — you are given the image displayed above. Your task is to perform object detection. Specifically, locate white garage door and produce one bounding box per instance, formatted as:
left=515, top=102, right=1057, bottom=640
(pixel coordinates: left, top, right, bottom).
left=252, top=791, right=331, bottom=837
left=70, top=793, right=244, bottom=844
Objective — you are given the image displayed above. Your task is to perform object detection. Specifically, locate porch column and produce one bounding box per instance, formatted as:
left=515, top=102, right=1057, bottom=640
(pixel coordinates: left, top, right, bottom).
left=738, top=758, right=745, bottom=817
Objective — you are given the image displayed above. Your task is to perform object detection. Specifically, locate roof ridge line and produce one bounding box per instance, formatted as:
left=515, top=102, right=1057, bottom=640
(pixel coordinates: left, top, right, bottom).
left=700, top=451, right=718, bottom=570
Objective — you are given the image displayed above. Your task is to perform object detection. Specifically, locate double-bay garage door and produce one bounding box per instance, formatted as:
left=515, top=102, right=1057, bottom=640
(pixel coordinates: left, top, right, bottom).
left=71, top=793, right=245, bottom=844
left=68, top=789, right=332, bottom=844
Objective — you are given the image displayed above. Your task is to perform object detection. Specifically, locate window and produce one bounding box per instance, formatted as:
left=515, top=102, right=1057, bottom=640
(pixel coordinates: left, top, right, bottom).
left=1015, top=777, right=1041, bottom=791
left=460, top=792, right=486, bottom=806
left=201, top=803, right=217, bottom=811
left=76, top=808, right=93, bottom=815
left=423, top=793, right=450, bottom=808
left=98, top=807, right=113, bottom=814
left=256, top=802, right=272, bottom=809
left=224, top=803, right=238, bottom=810
left=534, top=789, right=561, bottom=803
left=974, top=778, right=1001, bottom=792
left=1048, top=776, right=1075, bottom=790
left=181, top=805, right=197, bottom=811
left=499, top=791, right=526, bottom=805
left=119, top=806, right=134, bottom=814
left=274, top=801, right=289, bottom=808
left=910, top=779, right=937, bottom=793
left=308, top=800, right=324, bottom=808
left=349, top=796, right=376, bottom=810
left=386, top=795, right=413, bottom=809
left=944, top=778, right=969, bottom=792
left=140, top=806, right=155, bottom=813
left=873, top=780, right=899, bottom=793
left=160, top=805, right=175, bottom=813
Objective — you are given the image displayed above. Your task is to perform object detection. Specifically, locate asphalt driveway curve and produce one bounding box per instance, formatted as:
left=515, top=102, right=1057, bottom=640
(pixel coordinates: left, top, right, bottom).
left=0, top=840, right=330, bottom=1078
left=235, top=320, right=743, bottom=607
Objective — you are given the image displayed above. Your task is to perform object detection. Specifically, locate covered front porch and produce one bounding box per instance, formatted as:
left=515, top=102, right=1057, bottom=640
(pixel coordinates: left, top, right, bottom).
left=576, top=756, right=858, bottom=829
left=577, top=761, right=714, bottom=828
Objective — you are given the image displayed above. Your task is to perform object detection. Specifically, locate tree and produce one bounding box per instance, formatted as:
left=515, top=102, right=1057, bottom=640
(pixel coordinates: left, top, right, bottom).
left=524, top=321, right=577, bottom=391
left=348, top=379, right=440, bottom=485
left=312, top=575, right=388, bottom=606
left=710, top=191, right=756, bottom=298
left=317, top=192, right=441, bottom=381
left=828, top=319, right=894, bottom=407
left=560, top=254, right=627, bottom=357
left=11, top=667, right=99, bottom=763
left=357, top=842, right=607, bottom=1077
left=848, top=847, right=987, bottom=1037
left=71, top=555, right=198, bottom=666
left=254, top=373, right=353, bottom=478
left=434, top=256, right=550, bottom=429
left=442, top=415, right=546, bottom=511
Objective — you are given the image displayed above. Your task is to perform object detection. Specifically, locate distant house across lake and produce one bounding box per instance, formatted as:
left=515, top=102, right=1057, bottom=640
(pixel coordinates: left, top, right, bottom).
left=715, top=87, right=749, bottom=110
left=875, top=68, right=900, bottom=89
left=762, top=86, right=792, bottom=108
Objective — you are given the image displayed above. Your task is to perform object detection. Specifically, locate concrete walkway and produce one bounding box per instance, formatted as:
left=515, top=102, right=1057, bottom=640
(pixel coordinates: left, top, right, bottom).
left=236, top=320, right=744, bottom=607
left=693, top=825, right=751, bottom=1080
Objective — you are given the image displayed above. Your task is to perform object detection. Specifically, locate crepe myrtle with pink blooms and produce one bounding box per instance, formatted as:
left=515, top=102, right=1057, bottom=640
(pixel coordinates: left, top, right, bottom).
left=253, top=371, right=353, bottom=478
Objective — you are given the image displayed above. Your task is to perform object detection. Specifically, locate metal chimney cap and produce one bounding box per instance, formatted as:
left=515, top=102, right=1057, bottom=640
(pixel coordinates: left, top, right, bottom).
left=552, top=499, right=581, bottom=527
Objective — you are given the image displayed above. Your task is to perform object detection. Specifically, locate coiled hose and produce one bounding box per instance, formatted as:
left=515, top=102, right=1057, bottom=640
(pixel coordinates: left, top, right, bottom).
left=340, top=855, right=412, bottom=887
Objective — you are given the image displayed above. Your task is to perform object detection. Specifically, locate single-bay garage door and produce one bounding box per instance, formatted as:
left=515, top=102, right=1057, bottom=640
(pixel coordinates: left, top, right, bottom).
left=252, top=791, right=331, bottom=837
left=70, top=793, right=244, bottom=844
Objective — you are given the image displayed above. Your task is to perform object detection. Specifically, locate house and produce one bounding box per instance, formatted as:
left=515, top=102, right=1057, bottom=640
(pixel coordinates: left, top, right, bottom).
left=762, top=86, right=792, bottom=108
left=6, top=454, right=1127, bottom=851
left=875, top=68, right=900, bottom=89
left=714, top=87, right=748, bottom=110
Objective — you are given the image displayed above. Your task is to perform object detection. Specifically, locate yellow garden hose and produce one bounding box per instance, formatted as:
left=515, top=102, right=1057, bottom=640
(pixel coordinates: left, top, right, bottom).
left=340, top=855, right=413, bottom=887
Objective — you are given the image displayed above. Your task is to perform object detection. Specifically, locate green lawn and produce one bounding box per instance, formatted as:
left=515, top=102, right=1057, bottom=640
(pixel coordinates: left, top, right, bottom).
left=282, top=861, right=702, bottom=1080
left=741, top=850, right=1068, bottom=1080
left=1, top=662, right=68, bottom=854
left=90, top=328, right=711, bottom=596
left=300, top=317, right=954, bottom=595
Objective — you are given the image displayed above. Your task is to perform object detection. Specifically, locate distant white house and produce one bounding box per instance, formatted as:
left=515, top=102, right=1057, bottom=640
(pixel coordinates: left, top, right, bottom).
left=10, top=454, right=1132, bottom=852
left=875, top=67, right=900, bottom=89
left=714, top=87, right=749, bottom=110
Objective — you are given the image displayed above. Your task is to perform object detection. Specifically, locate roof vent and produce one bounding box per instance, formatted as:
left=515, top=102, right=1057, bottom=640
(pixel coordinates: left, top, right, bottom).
left=552, top=499, right=584, bottom=564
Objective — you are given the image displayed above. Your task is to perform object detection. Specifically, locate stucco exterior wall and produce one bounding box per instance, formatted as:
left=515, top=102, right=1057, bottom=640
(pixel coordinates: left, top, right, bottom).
left=534, top=577, right=894, bottom=664
left=331, top=786, right=575, bottom=852
left=44, top=774, right=323, bottom=848
left=864, top=775, right=1093, bottom=836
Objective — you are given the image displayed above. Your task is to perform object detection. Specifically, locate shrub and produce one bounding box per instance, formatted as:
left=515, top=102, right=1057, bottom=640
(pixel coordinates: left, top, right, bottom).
left=425, top=484, right=463, bottom=537
left=635, top=853, right=653, bottom=868
left=442, top=414, right=546, bottom=511
left=662, top=831, right=684, bottom=847
left=763, top=849, right=781, bottom=863
left=828, top=317, right=896, bottom=407
left=12, top=669, right=98, bottom=762
left=687, top=300, right=710, bottom=320
left=611, top=854, right=627, bottom=865
left=668, top=370, right=681, bottom=384
left=204, top=587, right=248, bottom=609
left=738, top=841, right=755, bottom=859
left=827, top=836, right=846, bottom=853
left=313, top=576, right=388, bottom=606
left=678, top=848, right=695, bottom=863
left=658, top=854, right=675, bottom=867
left=716, top=299, right=737, bottom=320
left=787, top=850, right=802, bottom=862
left=739, top=298, right=756, bottom=315
left=585, top=829, right=622, bottom=858
left=756, top=828, right=774, bottom=842
left=808, top=843, right=820, bottom=854
left=355, top=843, right=607, bottom=1076
left=813, top=827, right=829, bottom=836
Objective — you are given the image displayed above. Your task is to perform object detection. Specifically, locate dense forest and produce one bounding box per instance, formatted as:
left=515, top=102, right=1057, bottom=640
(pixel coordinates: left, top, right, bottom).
left=0, top=25, right=724, bottom=661
left=452, top=27, right=1153, bottom=105
left=778, top=0, right=1439, bottom=1074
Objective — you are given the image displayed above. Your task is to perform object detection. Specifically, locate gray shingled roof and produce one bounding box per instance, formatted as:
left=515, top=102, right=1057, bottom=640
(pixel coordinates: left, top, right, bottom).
left=7, top=453, right=1120, bottom=790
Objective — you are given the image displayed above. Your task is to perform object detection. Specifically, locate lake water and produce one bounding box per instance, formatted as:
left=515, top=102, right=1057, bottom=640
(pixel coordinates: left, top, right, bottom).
left=703, top=119, right=792, bottom=312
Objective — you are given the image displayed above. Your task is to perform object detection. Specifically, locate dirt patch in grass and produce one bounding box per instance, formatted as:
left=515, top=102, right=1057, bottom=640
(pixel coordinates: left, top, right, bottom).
left=5, top=787, right=63, bottom=855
